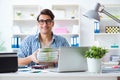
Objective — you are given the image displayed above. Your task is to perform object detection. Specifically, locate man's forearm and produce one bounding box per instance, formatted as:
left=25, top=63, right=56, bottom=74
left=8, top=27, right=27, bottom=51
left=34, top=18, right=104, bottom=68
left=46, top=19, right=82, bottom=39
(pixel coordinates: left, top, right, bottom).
left=18, top=56, right=32, bottom=66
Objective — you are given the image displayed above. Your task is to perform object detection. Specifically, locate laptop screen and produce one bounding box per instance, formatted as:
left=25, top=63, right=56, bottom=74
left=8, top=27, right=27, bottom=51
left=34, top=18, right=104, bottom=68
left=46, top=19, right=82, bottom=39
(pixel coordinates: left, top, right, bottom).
left=57, top=47, right=89, bottom=72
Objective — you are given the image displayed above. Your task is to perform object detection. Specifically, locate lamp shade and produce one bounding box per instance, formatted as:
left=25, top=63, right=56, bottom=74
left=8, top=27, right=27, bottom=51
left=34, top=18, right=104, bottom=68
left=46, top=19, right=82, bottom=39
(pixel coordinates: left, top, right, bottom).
left=84, top=10, right=100, bottom=21
left=84, top=3, right=120, bottom=23
left=83, top=3, right=101, bottom=21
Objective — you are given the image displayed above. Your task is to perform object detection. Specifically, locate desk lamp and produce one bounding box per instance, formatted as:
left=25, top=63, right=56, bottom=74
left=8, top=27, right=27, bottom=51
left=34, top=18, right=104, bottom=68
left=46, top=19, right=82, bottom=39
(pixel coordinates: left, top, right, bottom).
left=84, top=3, right=120, bottom=23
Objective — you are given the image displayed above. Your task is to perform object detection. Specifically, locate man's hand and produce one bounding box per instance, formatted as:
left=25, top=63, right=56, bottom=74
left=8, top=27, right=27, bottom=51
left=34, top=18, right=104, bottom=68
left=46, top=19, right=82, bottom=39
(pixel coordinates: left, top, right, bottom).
left=30, top=49, right=40, bottom=64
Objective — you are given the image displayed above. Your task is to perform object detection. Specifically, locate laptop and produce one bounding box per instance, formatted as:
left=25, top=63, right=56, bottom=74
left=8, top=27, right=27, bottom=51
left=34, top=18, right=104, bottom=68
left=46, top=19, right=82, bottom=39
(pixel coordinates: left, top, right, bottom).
left=48, top=47, right=89, bottom=72
left=0, top=52, right=18, bottom=73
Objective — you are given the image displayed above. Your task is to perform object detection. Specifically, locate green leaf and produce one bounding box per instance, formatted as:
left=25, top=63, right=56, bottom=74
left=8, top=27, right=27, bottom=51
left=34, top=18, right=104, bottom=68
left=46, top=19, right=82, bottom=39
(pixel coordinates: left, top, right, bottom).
left=84, top=46, right=108, bottom=59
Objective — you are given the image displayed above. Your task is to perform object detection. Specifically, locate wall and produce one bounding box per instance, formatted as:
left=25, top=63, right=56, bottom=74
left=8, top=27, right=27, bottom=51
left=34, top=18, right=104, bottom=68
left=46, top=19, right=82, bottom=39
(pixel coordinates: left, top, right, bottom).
left=0, top=0, right=120, bottom=51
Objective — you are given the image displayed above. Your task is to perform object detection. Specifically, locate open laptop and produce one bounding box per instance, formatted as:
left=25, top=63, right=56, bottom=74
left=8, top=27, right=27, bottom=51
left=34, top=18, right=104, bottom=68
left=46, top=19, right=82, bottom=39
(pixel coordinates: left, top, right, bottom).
left=47, top=47, right=89, bottom=72
left=0, top=52, right=18, bottom=73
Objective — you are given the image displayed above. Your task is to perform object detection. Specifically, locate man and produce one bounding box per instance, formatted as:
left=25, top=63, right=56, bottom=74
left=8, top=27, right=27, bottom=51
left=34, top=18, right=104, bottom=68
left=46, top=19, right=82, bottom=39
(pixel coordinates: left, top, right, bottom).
left=17, top=9, right=70, bottom=67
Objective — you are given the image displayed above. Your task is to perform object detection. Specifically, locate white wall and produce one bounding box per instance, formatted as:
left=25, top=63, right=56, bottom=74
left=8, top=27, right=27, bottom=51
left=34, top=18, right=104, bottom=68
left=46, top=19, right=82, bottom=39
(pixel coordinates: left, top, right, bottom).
left=0, top=0, right=120, bottom=51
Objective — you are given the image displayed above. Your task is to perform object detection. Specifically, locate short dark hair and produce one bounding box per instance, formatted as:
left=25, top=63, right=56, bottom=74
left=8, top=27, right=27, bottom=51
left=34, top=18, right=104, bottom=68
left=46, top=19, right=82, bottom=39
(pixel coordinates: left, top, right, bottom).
left=37, top=9, right=55, bottom=22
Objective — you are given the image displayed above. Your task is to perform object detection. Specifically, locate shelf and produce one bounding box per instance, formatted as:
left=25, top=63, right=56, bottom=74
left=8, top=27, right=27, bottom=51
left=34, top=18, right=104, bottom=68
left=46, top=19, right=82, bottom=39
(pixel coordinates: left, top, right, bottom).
left=108, top=48, right=120, bottom=50
left=52, top=4, right=80, bottom=20
left=14, top=18, right=79, bottom=21
left=13, top=19, right=37, bottom=21
left=95, top=33, right=120, bottom=36
left=13, top=5, right=40, bottom=21
left=13, top=33, right=79, bottom=38
left=13, top=19, right=37, bottom=25
left=13, top=33, right=34, bottom=36
left=54, top=18, right=79, bottom=21
left=52, top=4, right=79, bottom=9
left=52, top=4, right=80, bottom=46
left=94, top=4, right=120, bottom=63
left=12, top=4, right=81, bottom=48
left=55, top=33, right=79, bottom=36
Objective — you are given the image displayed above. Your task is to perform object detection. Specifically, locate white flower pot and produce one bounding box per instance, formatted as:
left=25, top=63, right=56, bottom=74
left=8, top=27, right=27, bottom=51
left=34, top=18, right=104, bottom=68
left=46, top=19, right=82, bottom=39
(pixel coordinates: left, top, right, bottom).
left=87, top=58, right=101, bottom=73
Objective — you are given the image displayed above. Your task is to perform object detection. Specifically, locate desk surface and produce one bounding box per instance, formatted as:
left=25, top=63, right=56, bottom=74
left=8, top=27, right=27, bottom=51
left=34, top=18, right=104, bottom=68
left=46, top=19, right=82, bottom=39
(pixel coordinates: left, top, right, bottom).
left=0, top=70, right=120, bottom=80
left=0, top=69, right=120, bottom=80
left=0, top=71, right=120, bottom=77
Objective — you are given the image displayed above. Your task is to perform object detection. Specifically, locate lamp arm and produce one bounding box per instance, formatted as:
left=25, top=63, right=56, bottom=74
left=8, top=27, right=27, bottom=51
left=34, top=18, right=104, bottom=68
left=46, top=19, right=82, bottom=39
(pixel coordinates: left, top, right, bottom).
left=101, top=9, right=120, bottom=23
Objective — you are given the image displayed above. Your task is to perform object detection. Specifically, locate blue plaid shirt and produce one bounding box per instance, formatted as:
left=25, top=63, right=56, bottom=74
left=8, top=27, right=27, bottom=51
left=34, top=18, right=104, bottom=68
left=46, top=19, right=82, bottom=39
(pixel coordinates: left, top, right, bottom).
left=17, top=33, right=70, bottom=66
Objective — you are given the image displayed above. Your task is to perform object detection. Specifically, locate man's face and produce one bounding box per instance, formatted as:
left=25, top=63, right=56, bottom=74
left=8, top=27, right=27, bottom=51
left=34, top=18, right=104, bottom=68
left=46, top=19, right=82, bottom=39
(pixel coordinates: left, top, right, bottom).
left=38, top=14, right=54, bottom=34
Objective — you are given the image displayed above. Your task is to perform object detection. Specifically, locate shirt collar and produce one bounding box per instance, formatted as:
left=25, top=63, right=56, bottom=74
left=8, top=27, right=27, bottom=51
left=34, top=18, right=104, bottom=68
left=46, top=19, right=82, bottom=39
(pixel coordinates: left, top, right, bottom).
left=35, top=33, right=39, bottom=41
left=35, top=32, right=56, bottom=42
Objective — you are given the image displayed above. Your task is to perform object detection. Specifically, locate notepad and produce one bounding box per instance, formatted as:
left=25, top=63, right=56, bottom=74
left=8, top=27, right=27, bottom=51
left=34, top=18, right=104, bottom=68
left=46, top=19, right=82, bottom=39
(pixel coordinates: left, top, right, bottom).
left=102, top=67, right=120, bottom=73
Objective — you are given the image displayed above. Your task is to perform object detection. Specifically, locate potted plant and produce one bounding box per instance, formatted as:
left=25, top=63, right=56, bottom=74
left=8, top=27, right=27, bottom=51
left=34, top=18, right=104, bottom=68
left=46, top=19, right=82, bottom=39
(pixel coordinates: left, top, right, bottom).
left=0, top=32, right=6, bottom=51
left=16, top=12, right=22, bottom=16
left=0, top=41, right=5, bottom=51
left=30, top=13, right=34, bottom=17
left=30, top=13, right=35, bottom=19
left=16, top=11, right=22, bottom=19
left=85, top=46, right=108, bottom=73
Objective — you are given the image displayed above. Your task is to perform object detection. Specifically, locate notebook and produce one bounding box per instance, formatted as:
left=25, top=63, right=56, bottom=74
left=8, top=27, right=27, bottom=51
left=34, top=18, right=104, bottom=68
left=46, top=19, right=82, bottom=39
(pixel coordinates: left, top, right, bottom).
left=0, top=52, right=18, bottom=73
left=47, top=47, right=89, bottom=72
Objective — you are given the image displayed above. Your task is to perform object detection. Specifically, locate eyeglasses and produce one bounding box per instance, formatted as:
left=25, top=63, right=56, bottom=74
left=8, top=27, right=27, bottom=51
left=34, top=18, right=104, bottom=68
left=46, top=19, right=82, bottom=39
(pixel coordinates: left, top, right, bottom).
left=38, top=19, right=53, bottom=25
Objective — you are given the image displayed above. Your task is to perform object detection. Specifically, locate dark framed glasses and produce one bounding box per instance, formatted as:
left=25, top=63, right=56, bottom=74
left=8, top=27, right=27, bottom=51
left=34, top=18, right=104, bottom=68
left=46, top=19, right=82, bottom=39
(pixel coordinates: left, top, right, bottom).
left=38, top=19, right=53, bottom=25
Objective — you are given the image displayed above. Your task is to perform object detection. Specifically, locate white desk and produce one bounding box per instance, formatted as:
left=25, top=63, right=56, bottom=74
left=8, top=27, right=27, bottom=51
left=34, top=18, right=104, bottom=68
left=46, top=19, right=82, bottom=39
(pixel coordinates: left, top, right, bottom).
left=0, top=70, right=120, bottom=80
